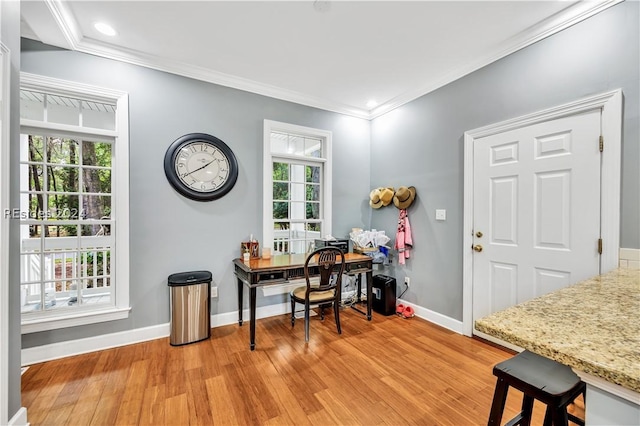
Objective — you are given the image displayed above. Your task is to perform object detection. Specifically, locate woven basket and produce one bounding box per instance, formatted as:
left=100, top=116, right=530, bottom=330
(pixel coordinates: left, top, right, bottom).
left=353, top=245, right=378, bottom=254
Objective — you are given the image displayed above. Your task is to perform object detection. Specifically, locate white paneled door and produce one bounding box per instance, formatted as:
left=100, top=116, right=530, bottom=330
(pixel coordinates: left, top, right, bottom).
left=472, top=110, right=601, bottom=324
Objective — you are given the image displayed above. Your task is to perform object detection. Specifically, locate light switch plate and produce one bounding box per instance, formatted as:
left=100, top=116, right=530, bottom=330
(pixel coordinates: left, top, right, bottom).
left=211, top=286, right=218, bottom=298
left=435, top=209, right=446, bottom=221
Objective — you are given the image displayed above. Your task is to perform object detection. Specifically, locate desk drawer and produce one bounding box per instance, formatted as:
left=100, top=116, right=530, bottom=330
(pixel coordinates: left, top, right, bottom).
left=258, top=272, right=285, bottom=283
left=346, top=262, right=371, bottom=273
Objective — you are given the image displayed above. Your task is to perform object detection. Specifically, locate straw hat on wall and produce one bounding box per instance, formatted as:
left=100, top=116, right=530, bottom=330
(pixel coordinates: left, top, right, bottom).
left=370, top=187, right=395, bottom=209
left=393, top=186, right=416, bottom=209
left=369, top=188, right=383, bottom=209
left=379, top=187, right=394, bottom=206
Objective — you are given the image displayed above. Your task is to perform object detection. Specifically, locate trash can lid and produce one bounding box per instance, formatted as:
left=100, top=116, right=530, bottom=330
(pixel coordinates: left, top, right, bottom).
left=168, top=270, right=212, bottom=286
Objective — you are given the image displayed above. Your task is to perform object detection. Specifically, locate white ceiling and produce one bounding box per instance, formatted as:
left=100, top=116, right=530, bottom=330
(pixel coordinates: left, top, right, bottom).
left=20, top=0, right=620, bottom=119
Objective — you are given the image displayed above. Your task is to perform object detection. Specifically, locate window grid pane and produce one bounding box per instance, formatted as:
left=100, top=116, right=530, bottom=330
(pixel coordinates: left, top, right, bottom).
left=270, top=132, right=325, bottom=160
left=20, top=241, right=112, bottom=313
left=271, top=157, right=323, bottom=253
left=267, top=123, right=328, bottom=255
left=20, top=130, right=114, bottom=315
left=20, top=89, right=116, bottom=131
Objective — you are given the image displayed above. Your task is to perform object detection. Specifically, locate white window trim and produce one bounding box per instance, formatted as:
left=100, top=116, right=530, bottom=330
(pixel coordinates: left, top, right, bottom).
left=19, top=72, right=130, bottom=333
left=0, top=42, right=11, bottom=426
left=262, top=119, right=332, bottom=252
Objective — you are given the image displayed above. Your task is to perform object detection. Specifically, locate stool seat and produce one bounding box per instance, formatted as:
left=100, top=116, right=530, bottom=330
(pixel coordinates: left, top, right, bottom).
left=488, top=350, right=586, bottom=426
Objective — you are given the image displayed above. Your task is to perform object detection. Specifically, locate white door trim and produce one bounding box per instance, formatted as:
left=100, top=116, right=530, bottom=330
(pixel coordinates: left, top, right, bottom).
left=462, top=89, right=622, bottom=336
left=0, top=42, right=10, bottom=426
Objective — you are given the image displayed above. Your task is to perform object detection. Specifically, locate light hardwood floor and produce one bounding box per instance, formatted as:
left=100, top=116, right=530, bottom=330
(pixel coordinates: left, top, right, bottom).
left=21, top=308, right=584, bottom=425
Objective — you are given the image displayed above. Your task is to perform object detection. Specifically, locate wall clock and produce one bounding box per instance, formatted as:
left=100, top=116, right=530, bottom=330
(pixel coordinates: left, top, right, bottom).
left=164, top=133, right=238, bottom=201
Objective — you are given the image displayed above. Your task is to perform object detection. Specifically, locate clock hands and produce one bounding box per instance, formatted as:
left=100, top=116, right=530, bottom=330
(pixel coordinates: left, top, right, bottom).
left=182, top=158, right=216, bottom=177
left=165, top=133, right=238, bottom=201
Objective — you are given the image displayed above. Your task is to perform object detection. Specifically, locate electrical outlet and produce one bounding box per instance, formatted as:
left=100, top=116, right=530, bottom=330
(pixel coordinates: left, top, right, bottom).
left=404, top=276, right=410, bottom=287
left=211, top=286, right=218, bottom=298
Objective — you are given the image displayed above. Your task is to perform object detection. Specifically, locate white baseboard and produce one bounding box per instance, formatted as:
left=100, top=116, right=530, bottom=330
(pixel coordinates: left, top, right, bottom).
left=397, top=298, right=464, bottom=334
left=210, top=302, right=291, bottom=329
left=619, top=248, right=640, bottom=269
left=8, top=407, right=28, bottom=426
left=22, top=302, right=292, bottom=366
left=21, top=323, right=170, bottom=366
left=22, top=300, right=463, bottom=365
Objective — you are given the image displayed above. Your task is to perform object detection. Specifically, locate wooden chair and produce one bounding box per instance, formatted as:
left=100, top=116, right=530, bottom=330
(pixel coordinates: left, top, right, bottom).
left=488, top=350, right=586, bottom=426
left=290, top=246, right=345, bottom=342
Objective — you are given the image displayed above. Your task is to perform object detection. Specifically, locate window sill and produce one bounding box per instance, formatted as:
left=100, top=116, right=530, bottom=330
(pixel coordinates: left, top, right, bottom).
left=21, top=306, right=131, bottom=334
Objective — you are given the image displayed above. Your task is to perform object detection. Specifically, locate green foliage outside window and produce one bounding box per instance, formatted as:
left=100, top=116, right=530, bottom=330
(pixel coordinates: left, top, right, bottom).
left=26, top=135, right=111, bottom=237
left=273, top=162, right=321, bottom=225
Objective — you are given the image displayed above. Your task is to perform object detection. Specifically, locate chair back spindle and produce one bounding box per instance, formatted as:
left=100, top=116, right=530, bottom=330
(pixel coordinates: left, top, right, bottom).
left=307, top=248, right=344, bottom=294
left=291, top=247, right=346, bottom=342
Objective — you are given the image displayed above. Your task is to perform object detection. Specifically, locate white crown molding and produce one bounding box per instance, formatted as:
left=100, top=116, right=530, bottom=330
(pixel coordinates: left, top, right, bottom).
left=43, top=0, right=371, bottom=119
left=82, top=40, right=372, bottom=120
left=44, top=0, right=81, bottom=50
left=43, top=0, right=621, bottom=120
left=368, top=0, right=624, bottom=119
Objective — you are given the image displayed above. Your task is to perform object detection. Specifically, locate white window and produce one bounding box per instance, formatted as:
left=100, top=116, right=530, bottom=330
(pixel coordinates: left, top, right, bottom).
left=263, top=120, right=332, bottom=254
left=18, top=73, right=130, bottom=333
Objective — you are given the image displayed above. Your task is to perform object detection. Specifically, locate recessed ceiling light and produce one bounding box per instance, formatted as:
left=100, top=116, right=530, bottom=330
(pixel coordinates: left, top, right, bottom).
left=366, top=100, right=378, bottom=109
left=94, top=22, right=117, bottom=37
left=313, top=1, right=331, bottom=13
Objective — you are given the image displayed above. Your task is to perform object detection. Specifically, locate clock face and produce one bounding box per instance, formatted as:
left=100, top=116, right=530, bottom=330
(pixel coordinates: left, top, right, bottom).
left=164, top=133, right=238, bottom=201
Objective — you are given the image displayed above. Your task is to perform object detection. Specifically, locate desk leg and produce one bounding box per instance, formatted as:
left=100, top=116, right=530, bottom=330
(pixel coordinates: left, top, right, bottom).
left=249, top=287, right=257, bottom=351
left=237, top=278, right=243, bottom=326
left=366, top=270, right=373, bottom=321
left=350, top=272, right=374, bottom=319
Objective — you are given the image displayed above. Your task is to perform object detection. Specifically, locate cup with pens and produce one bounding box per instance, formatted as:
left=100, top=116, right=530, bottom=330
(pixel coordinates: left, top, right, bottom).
left=241, top=236, right=260, bottom=262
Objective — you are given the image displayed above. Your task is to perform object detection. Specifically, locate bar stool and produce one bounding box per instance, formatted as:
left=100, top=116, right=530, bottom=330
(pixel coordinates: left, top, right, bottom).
left=488, top=350, right=586, bottom=426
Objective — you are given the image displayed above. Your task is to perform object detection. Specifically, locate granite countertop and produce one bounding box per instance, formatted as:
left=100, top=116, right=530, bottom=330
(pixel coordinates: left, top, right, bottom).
left=475, top=268, right=640, bottom=393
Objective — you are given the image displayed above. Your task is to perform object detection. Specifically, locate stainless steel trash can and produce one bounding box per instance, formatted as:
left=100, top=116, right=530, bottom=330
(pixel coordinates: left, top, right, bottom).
left=168, top=270, right=212, bottom=346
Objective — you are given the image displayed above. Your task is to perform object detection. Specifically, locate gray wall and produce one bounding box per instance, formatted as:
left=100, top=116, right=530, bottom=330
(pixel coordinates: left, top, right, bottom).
left=19, top=39, right=371, bottom=347
left=16, top=1, right=640, bottom=348
left=2, top=0, right=22, bottom=420
left=370, top=1, right=639, bottom=321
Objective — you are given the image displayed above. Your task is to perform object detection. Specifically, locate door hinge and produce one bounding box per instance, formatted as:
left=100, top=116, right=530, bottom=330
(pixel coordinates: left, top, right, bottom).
left=599, top=135, right=604, bottom=152
left=598, top=238, right=603, bottom=254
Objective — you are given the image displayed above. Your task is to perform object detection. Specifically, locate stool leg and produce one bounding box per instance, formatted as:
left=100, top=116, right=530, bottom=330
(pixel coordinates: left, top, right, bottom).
left=552, top=407, right=569, bottom=426
left=543, top=406, right=553, bottom=426
left=520, top=394, right=534, bottom=426
left=488, top=378, right=509, bottom=426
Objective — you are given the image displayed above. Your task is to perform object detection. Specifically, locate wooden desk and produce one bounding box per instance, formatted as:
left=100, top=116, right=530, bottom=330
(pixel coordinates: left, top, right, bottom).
left=233, top=252, right=373, bottom=350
